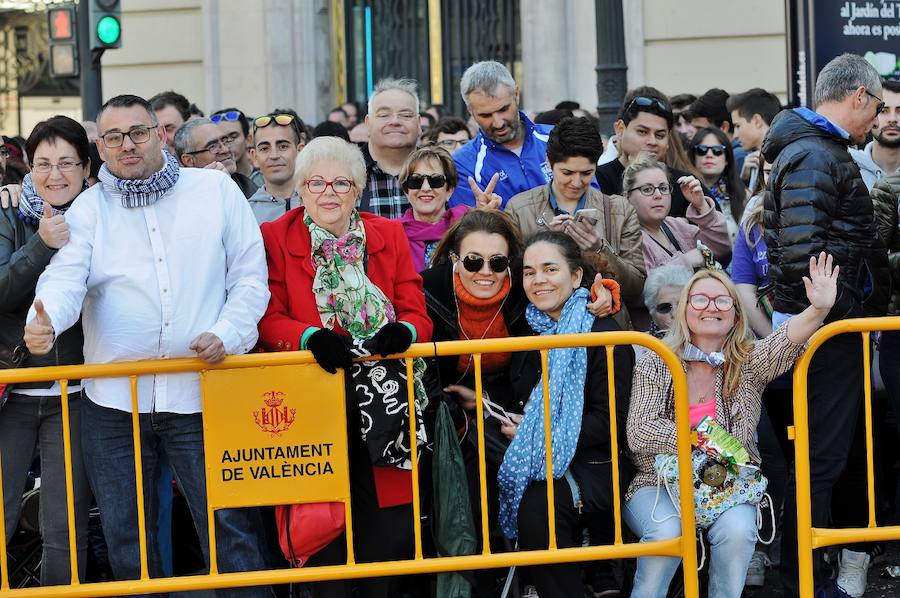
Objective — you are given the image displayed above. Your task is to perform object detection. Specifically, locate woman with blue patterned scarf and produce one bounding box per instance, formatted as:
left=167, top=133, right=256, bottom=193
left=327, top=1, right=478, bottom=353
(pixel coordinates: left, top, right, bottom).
left=497, top=231, right=635, bottom=598
left=0, top=116, right=91, bottom=585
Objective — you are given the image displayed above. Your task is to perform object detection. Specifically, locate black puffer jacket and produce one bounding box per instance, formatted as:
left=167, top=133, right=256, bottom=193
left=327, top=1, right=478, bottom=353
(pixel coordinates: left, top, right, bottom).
left=762, top=109, right=889, bottom=320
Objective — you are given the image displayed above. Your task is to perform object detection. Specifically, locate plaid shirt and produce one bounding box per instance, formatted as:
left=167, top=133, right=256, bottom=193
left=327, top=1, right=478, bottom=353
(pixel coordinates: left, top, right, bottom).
left=357, top=144, right=410, bottom=220
left=625, top=322, right=805, bottom=501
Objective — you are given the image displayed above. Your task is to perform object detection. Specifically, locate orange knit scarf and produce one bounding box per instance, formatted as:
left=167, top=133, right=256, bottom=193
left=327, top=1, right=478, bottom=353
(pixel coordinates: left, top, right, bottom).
left=454, top=273, right=512, bottom=374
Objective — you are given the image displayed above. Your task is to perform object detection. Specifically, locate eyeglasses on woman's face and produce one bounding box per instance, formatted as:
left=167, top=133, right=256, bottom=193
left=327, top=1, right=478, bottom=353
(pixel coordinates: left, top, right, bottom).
left=688, top=293, right=735, bottom=311
left=305, top=177, right=355, bottom=195
left=404, top=173, right=447, bottom=190
left=628, top=182, right=672, bottom=197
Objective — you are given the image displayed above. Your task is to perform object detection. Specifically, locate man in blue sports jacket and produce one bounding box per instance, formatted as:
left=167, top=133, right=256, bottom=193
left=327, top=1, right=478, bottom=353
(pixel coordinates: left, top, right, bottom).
left=450, top=61, right=556, bottom=209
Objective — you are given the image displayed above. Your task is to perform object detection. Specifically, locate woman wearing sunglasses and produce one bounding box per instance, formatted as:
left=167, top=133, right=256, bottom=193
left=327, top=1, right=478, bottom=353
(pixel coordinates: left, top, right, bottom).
left=690, top=127, right=747, bottom=242
left=624, top=153, right=731, bottom=272
left=497, top=231, right=634, bottom=598
left=642, top=263, right=694, bottom=339
left=624, top=255, right=838, bottom=597
left=398, top=147, right=469, bottom=272
left=258, top=137, right=431, bottom=597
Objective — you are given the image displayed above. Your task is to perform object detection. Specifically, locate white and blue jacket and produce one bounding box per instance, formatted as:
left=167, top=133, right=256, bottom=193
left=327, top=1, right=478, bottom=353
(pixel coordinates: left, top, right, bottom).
left=450, top=112, right=554, bottom=209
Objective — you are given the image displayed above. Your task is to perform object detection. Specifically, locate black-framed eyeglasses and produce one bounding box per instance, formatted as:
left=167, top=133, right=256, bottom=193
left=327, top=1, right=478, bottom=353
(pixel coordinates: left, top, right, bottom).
left=626, top=96, right=672, bottom=118
left=693, top=144, right=726, bottom=157
left=452, top=252, right=510, bottom=273
left=403, top=174, right=447, bottom=190
left=628, top=183, right=672, bottom=197
left=184, top=136, right=233, bottom=155
left=655, top=302, right=676, bottom=314
left=100, top=125, right=158, bottom=148
left=0, top=147, right=9, bottom=158
left=305, top=177, right=354, bottom=194
left=436, top=138, right=468, bottom=150
left=688, top=293, right=735, bottom=311
left=864, top=88, right=885, bottom=116
left=211, top=110, right=244, bottom=124
left=31, top=160, right=83, bottom=174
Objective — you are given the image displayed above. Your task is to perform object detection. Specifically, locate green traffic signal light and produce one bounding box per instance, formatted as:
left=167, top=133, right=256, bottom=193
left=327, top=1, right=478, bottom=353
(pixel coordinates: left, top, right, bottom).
left=96, top=15, right=120, bottom=45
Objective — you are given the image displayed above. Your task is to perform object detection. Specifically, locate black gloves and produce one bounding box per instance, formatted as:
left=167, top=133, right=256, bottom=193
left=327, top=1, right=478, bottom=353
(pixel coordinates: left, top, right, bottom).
left=370, top=322, right=413, bottom=357
left=306, top=328, right=353, bottom=374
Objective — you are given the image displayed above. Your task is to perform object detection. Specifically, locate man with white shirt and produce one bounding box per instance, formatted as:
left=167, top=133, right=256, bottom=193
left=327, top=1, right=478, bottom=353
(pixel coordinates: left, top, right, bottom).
left=23, top=94, right=270, bottom=595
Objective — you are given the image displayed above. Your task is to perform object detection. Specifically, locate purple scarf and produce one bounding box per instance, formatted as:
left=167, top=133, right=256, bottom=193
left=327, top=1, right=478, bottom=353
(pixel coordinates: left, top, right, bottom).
left=400, top=205, right=469, bottom=271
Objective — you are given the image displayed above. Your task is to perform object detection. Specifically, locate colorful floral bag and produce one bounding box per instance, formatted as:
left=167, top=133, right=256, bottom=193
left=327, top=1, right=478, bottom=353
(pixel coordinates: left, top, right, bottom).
left=653, top=451, right=768, bottom=528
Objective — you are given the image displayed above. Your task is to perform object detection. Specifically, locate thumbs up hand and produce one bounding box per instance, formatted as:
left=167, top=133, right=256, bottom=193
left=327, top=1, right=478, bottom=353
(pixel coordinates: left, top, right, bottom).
left=38, top=203, right=69, bottom=249
left=25, top=299, right=55, bottom=355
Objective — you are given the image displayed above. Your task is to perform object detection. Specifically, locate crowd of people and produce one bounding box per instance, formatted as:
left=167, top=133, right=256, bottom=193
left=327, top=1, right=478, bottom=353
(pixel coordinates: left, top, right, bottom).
left=0, top=51, right=897, bottom=598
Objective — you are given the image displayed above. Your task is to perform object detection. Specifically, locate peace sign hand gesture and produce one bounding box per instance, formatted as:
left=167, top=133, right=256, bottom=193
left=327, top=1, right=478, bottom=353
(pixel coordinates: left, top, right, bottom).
left=468, top=173, right=502, bottom=210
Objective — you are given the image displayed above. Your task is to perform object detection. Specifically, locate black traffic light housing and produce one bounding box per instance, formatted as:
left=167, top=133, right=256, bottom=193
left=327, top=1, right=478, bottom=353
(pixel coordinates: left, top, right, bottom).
left=89, top=0, right=122, bottom=50
left=48, top=4, right=79, bottom=78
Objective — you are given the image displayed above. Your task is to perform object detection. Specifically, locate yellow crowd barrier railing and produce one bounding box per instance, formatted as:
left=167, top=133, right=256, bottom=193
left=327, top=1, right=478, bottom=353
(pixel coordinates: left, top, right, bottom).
left=0, top=331, right=699, bottom=597
left=792, top=316, right=900, bottom=598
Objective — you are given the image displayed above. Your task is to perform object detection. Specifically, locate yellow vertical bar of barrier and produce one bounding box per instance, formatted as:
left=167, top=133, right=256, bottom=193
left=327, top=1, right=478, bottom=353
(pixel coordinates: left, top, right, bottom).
left=862, top=332, right=877, bottom=528
left=406, top=358, right=423, bottom=560
left=0, top=425, right=8, bottom=591
left=59, top=379, right=80, bottom=584
left=473, top=354, right=492, bottom=555
left=342, top=370, right=355, bottom=566
left=129, top=375, right=150, bottom=580
left=207, top=507, right=219, bottom=575
left=540, top=349, right=557, bottom=550
left=670, top=358, right=699, bottom=595
left=793, top=357, right=815, bottom=598
left=605, top=346, right=623, bottom=545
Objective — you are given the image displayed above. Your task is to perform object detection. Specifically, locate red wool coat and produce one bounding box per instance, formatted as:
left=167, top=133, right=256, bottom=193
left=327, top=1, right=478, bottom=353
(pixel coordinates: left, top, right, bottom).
left=258, top=208, right=433, bottom=507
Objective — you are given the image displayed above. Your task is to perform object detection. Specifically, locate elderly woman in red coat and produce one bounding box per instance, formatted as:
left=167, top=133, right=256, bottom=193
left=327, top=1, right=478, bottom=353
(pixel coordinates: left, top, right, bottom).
left=258, top=136, right=432, bottom=598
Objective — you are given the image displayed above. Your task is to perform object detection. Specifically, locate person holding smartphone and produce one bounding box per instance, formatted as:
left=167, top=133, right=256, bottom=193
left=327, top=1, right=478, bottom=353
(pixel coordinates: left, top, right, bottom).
left=506, top=117, right=646, bottom=324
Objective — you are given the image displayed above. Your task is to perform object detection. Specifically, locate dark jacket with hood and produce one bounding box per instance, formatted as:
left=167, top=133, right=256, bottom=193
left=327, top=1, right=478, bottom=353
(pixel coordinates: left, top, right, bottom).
left=421, top=260, right=531, bottom=466
left=0, top=204, right=84, bottom=388
left=762, top=108, right=889, bottom=319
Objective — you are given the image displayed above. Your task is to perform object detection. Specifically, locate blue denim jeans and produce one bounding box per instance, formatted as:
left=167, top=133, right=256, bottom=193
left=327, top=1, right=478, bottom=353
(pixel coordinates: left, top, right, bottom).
left=0, top=392, right=91, bottom=585
left=80, top=397, right=268, bottom=597
left=624, top=486, right=757, bottom=598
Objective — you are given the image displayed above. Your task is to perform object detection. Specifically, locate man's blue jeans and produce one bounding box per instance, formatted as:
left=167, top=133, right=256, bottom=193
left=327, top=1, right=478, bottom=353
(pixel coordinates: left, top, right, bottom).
left=81, top=397, right=268, bottom=597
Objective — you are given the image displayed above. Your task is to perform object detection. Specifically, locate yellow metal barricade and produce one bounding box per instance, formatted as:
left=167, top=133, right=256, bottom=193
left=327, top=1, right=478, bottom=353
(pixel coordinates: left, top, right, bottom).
left=792, top=316, right=900, bottom=598
left=0, top=331, right=699, bottom=596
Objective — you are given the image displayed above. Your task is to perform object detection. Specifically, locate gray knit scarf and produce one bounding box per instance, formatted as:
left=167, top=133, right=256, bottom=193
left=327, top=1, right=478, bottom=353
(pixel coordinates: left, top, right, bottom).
left=97, top=150, right=180, bottom=208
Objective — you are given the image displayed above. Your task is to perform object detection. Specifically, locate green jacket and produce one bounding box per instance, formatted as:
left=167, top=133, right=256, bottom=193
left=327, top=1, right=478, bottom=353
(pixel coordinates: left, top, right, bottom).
left=872, top=173, right=900, bottom=315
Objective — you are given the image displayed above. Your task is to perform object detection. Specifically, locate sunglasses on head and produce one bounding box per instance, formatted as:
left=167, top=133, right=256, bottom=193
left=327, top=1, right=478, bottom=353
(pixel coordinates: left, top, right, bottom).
left=254, top=114, right=295, bottom=130
left=404, top=174, right=447, bottom=190
left=453, top=253, right=510, bottom=273
left=693, top=144, right=726, bottom=157
left=211, top=110, right=243, bottom=124
left=626, top=96, right=673, bottom=117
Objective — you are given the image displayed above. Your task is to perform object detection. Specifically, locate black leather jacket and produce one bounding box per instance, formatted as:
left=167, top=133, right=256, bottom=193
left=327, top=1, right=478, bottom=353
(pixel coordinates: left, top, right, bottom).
left=762, top=109, right=889, bottom=319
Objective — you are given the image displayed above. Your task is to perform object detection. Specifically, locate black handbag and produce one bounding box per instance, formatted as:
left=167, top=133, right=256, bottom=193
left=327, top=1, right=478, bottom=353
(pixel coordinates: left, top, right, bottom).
left=0, top=344, right=29, bottom=411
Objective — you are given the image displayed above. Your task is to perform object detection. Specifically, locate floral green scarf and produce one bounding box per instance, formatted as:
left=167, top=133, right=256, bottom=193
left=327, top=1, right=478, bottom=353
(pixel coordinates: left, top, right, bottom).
left=307, top=210, right=395, bottom=338
left=306, top=210, right=429, bottom=468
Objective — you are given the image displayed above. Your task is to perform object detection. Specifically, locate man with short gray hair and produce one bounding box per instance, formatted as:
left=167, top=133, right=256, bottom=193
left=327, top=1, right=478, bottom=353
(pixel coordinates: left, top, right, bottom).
left=763, top=53, right=889, bottom=598
left=449, top=60, right=555, bottom=209
left=358, top=77, right=421, bottom=219
left=174, top=118, right=257, bottom=198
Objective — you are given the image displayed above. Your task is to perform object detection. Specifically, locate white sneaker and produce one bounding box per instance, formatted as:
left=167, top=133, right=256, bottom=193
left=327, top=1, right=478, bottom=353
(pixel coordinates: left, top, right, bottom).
left=836, top=548, right=871, bottom=597
left=745, top=550, right=769, bottom=587
left=522, top=585, right=540, bottom=598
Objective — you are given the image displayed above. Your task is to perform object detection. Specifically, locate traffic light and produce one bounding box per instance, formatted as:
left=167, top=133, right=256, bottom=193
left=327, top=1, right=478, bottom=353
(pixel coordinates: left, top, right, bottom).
left=48, top=4, right=78, bottom=78
left=89, top=0, right=121, bottom=50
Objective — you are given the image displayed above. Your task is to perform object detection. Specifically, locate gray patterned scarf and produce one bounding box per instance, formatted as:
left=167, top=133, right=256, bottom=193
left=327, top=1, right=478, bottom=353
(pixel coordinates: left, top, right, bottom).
left=17, top=173, right=85, bottom=225
left=97, top=150, right=180, bottom=208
